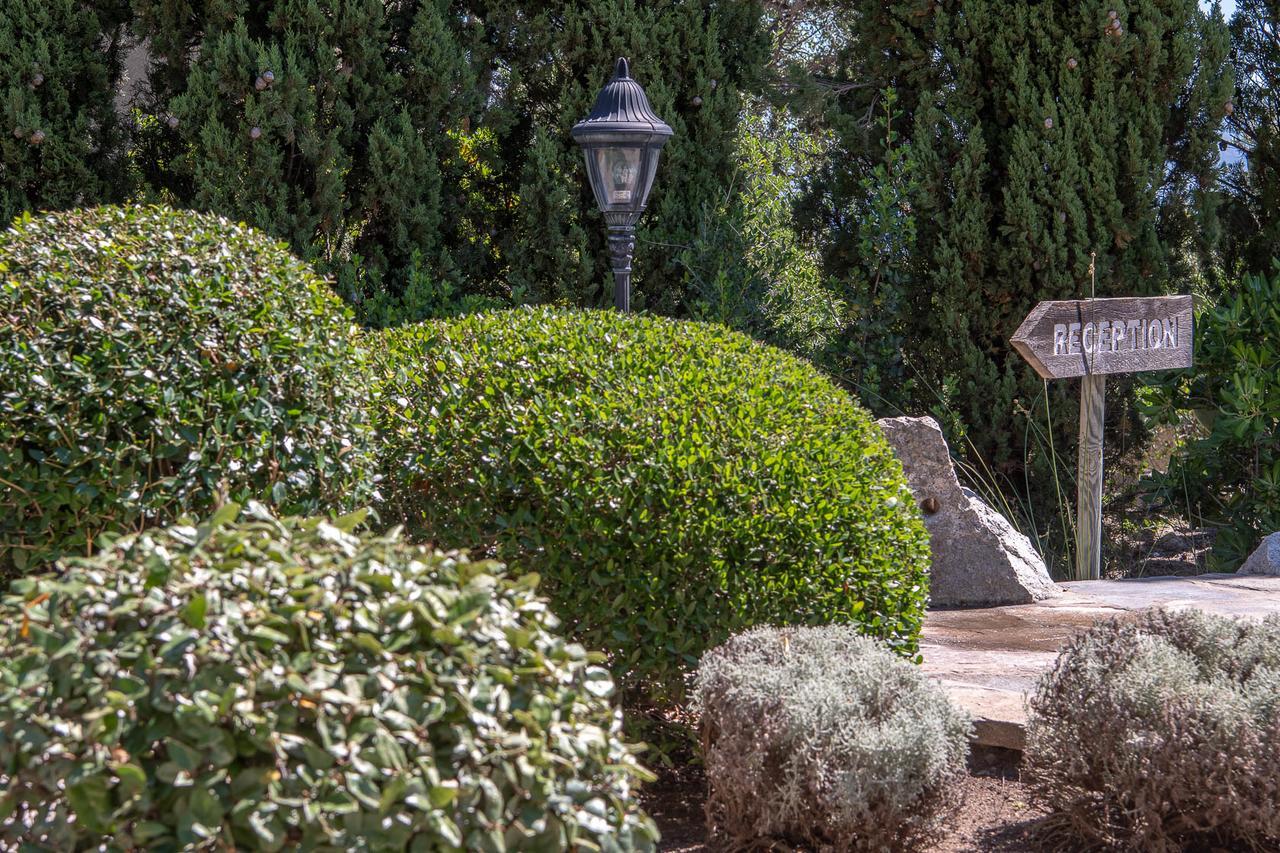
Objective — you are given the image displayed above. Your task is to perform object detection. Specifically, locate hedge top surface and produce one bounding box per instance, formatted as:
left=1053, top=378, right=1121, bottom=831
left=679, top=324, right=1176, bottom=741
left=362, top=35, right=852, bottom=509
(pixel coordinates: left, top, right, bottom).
left=376, top=306, right=931, bottom=702
left=0, top=504, right=658, bottom=851
left=0, top=205, right=374, bottom=577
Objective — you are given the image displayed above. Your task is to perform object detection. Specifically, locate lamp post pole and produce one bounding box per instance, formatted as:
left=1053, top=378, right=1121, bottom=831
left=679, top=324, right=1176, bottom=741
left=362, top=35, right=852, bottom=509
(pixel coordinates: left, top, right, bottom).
left=607, top=225, right=636, bottom=311
left=571, top=58, right=672, bottom=313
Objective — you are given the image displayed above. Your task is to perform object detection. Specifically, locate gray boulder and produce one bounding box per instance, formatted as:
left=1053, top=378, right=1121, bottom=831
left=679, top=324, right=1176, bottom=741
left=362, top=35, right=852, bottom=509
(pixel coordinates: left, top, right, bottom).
left=1238, top=533, right=1280, bottom=577
left=878, top=416, right=1060, bottom=607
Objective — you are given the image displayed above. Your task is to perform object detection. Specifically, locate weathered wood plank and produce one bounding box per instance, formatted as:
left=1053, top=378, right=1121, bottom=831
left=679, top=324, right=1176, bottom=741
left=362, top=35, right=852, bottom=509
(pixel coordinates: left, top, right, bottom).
left=1011, top=295, right=1194, bottom=380
left=1075, top=375, right=1106, bottom=581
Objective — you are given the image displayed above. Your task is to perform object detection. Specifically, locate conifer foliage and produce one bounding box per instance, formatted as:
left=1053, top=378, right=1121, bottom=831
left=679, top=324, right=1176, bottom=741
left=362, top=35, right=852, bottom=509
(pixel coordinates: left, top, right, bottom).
left=801, top=1, right=1231, bottom=500
left=1221, top=0, right=1280, bottom=275
left=0, top=0, right=133, bottom=224
left=134, top=1, right=769, bottom=324
left=134, top=0, right=485, bottom=325
left=483, top=1, right=770, bottom=315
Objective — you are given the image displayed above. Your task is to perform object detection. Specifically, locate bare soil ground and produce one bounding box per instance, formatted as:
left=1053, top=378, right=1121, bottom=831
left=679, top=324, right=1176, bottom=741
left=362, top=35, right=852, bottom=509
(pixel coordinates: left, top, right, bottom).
left=1106, top=518, right=1216, bottom=579
left=641, top=746, right=1048, bottom=852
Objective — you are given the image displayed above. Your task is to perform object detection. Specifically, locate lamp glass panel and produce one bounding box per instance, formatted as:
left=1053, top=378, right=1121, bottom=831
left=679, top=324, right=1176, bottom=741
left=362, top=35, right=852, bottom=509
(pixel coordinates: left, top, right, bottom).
left=594, top=146, right=643, bottom=206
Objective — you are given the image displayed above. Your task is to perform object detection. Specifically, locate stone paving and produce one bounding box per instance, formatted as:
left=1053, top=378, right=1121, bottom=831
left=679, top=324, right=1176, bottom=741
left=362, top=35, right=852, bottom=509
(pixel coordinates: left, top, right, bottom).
left=921, top=573, right=1280, bottom=750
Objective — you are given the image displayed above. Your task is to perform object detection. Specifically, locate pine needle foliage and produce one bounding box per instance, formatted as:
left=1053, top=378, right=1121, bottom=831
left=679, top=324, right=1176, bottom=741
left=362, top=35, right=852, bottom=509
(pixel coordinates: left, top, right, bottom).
left=1220, top=0, right=1280, bottom=276
left=133, top=1, right=771, bottom=324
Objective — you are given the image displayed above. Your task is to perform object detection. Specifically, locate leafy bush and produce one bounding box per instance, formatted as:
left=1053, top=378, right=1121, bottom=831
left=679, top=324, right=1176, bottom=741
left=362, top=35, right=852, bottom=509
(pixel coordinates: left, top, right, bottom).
left=1142, top=267, right=1280, bottom=568
left=375, top=307, right=931, bottom=703
left=0, top=206, right=374, bottom=578
left=1026, top=609, right=1280, bottom=851
left=0, top=505, right=658, bottom=851
left=693, top=626, right=971, bottom=851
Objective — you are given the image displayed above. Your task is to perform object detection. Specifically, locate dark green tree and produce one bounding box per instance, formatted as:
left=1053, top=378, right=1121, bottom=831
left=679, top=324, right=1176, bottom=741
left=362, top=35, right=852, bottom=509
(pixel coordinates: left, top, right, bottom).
left=0, top=0, right=133, bottom=223
left=1221, top=0, right=1280, bottom=275
left=475, top=0, right=771, bottom=314
left=133, top=0, right=488, bottom=325
left=134, top=1, right=771, bottom=323
left=793, top=1, right=1231, bottom=533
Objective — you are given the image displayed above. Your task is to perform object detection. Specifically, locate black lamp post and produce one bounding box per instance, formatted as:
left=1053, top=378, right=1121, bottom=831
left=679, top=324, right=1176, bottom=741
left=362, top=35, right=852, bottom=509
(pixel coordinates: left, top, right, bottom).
left=572, top=58, right=673, bottom=311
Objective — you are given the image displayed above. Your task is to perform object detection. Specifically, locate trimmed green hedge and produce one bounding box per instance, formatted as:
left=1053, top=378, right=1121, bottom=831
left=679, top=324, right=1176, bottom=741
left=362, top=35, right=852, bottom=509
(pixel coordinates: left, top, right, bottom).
left=0, top=206, right=375, bottom=577
left=0, top=505, right=658, bottom=850
left=375, top=307, right=931, bottom=702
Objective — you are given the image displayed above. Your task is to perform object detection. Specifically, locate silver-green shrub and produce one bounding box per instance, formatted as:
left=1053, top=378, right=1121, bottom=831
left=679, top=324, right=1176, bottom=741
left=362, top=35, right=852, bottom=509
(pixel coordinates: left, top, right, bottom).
left=693, top=626, right=971, bottom=851
left=1026, top=609, right=1280, bottom=852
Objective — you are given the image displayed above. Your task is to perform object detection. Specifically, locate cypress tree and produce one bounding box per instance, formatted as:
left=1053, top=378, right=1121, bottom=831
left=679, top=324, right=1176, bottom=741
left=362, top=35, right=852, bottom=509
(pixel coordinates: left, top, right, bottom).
left=134, top=0, right=482, bottom=324
left=1221, top=0, right=1280, bottom=275
left=474, top=0, right=771, bottom=313
left=135, top=1, right=770, bottom=322
left=0, top=0, right=132, bottom=223
left=802, top=1, right=1231, bottom=525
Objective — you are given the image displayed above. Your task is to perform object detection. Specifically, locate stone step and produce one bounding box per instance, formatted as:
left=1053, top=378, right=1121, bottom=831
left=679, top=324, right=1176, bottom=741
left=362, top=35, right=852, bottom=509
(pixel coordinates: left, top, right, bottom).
left=921, top=573, right=1280, bottom=751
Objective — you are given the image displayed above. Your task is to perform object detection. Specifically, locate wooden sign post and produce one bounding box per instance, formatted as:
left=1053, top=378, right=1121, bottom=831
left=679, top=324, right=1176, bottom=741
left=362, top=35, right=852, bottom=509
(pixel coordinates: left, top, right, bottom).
left=1012, top=295, right=1194, bottom=580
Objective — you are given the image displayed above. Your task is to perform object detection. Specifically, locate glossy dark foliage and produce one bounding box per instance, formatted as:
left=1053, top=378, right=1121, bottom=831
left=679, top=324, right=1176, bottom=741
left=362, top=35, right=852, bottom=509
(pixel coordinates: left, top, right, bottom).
left=0, top=506, right=658, bottom=851
left=1142, top=267, right=1280, bottom=568
left=374, top=307, right=931, bottom=704
left=0, top=206, right=375, bottom=578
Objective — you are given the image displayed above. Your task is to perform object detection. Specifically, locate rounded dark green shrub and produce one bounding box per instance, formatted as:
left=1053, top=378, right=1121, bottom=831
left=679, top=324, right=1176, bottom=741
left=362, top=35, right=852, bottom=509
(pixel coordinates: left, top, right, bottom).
left=0, top=205, right=375, bottom=577
left=375, top=307, right=931, bottom=702
left=693, top=626, right=971, bottom=851
left=0, top=504, right=658, bottom=851
left=1026, top=609, right=1280, bottom=852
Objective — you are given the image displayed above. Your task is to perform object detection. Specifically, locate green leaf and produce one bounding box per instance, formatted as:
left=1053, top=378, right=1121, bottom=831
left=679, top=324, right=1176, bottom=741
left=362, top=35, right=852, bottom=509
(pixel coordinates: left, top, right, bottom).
left=114, top=762, right=147, bottom=797
left=66, top=775, right=112, bottom=833
left=182, top=593, right=208, bottom=628
left=208, top=502, right=242, bottom=529
left=167, top=739, right=202, bottom=771
left=188, top=786, right=224, bottom=831
left=334, top=507, right=370, bottom=532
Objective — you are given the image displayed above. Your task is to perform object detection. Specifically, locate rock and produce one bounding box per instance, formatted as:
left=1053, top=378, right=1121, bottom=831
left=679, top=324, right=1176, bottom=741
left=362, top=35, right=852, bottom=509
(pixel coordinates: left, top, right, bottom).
left=878, top=416, right=1060, bottom=607
left=1238, top=533, right=1280, bottom=576
left=1154, top=531, right=1191, bottom=554
left=938, top=684, right=1027, bottom=751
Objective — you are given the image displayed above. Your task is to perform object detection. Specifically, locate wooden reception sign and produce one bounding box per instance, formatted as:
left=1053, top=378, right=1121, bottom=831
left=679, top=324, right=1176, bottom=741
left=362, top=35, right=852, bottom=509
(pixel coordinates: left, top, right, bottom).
left=1011, top=295, right=1194, bottom=581
left=1011, top=295, right=1194, bottom=380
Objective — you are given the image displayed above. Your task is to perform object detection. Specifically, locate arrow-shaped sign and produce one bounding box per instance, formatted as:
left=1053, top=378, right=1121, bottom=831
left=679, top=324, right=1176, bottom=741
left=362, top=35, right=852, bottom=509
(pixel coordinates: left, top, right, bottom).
left=1011, top=293, right=1194, bottom=583
left=1011, top=295, right=1194, bottom=380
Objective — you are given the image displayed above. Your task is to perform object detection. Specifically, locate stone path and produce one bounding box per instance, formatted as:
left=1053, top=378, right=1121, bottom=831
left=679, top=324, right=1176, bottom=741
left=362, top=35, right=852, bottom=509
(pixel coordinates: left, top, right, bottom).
left=921, top=573, right=1280, bottom=751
